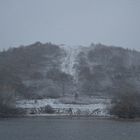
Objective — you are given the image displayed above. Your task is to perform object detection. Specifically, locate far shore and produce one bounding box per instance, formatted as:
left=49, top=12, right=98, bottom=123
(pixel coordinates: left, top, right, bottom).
left=1, top=114, right=140, bottom=122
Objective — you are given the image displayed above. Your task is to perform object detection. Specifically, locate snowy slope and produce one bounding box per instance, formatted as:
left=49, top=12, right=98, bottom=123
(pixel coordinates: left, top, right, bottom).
left=60, top=45, right=81, bottom=77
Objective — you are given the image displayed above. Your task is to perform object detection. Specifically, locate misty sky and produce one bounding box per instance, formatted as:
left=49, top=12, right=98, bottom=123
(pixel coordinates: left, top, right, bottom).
left=0, top=0, right=140, bottom=50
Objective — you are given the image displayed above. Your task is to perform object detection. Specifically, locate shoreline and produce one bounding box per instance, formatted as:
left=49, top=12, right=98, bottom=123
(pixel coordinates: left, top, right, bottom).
left=1, top=114, right=140, bottom=122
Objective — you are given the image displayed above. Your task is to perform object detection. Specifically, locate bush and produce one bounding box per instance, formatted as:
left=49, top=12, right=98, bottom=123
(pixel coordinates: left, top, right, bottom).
left=44, top=105, right=55, bottom=114
left=0, top=89, right=26, bottom=117
left=0, top=105, right=26, bottom=117
left=110, top=101, right=137, bottom=118
left=110, top=94, right=140, bottom=119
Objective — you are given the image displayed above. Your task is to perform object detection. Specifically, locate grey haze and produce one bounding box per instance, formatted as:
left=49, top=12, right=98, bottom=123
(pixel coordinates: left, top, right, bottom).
left=0, top=0, right=140, bottom=50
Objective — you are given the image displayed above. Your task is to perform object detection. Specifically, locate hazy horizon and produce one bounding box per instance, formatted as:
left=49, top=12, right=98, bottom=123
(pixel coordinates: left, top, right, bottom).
left=0, top=0, right=140, bottom=50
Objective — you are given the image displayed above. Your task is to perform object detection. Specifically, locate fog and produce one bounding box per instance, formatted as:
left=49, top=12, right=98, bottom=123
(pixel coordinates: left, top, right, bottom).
left=0, top=0, right=140, bottom=50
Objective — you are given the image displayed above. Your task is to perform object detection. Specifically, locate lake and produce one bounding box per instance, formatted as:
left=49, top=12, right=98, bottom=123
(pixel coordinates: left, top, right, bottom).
left=0, top=117, right=139, bottom=140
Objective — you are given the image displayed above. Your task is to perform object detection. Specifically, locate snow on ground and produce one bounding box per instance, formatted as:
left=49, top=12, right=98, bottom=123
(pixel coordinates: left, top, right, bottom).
left=60, top=44, right=81, bottom=77
left=16, top=98, right=111, bottom=116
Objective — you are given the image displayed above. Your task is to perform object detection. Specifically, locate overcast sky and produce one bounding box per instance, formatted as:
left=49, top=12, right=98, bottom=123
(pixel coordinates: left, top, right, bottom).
left=0, top=0, right=140, bottom=50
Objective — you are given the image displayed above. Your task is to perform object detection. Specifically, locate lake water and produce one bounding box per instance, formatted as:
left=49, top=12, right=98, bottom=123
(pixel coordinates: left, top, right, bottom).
left=0, top=117, right=140, bottom=140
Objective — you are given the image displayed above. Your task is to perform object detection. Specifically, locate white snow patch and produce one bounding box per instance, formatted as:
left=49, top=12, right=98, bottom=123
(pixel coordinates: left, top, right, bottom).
left=60, top=45, right=81, bottom=77
left=16, top=98, right=111, bottom=116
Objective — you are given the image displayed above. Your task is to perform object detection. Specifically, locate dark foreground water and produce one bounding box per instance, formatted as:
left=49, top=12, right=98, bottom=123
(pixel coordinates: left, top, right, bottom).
left=0, top=117, right=140, bottom=140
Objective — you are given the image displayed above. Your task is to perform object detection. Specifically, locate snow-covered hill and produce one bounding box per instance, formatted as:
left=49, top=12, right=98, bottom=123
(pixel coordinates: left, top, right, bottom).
left=1, top=42, right=140, bottom=118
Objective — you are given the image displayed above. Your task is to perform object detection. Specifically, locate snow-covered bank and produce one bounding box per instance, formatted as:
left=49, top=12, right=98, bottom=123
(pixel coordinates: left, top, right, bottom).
left=16, top=98, right=111, bottom=117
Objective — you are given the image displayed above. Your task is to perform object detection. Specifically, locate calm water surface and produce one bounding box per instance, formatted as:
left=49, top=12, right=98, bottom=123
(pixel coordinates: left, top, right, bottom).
left=0, top=117, right=140, bottom=140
